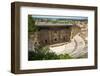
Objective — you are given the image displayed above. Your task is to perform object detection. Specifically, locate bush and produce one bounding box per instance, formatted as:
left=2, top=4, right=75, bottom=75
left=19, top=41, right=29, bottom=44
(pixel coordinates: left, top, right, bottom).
left=58, top=54, right=73, bottom=59
left=28, top=46, right=72, bottom=60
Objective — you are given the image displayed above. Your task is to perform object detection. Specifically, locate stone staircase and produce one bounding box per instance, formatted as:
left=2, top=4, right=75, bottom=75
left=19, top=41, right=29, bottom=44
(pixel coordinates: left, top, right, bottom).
left=50, top=23, right=88, bottom=58
left=68, top=24, right=88, bottom=58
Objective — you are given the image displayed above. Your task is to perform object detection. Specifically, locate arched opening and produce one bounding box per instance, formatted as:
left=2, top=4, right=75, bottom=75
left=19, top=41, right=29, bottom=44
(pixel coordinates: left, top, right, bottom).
left=54, top=38, right=57, bottom=41
left=44, top=40, right=48, bottom=44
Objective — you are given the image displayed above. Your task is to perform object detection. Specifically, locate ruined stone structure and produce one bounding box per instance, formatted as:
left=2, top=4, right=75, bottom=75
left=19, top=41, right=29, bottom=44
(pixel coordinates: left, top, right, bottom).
left=28, top=16, right=87, bottom=49
left=38, top=25, right=72, bottom=46
left=29, top=24, right=81, bottom=47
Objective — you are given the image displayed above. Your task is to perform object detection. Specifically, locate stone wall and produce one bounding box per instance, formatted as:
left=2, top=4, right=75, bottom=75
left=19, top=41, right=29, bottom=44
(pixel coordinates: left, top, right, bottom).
left=28, top=26, right=72, bottom=49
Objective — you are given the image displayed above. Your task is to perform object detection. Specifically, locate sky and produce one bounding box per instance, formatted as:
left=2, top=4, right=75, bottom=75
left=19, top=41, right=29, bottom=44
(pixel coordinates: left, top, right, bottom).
left=32, top=15, right=88, bottom=20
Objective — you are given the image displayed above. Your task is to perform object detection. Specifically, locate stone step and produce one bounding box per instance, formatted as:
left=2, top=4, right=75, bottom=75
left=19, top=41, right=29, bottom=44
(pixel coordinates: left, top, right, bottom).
left=81, top=29, right=87, bottom=31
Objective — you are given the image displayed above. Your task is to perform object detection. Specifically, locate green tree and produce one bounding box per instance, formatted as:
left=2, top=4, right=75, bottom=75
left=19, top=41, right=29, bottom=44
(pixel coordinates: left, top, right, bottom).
left=28, top=15, right=38, bottom=32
